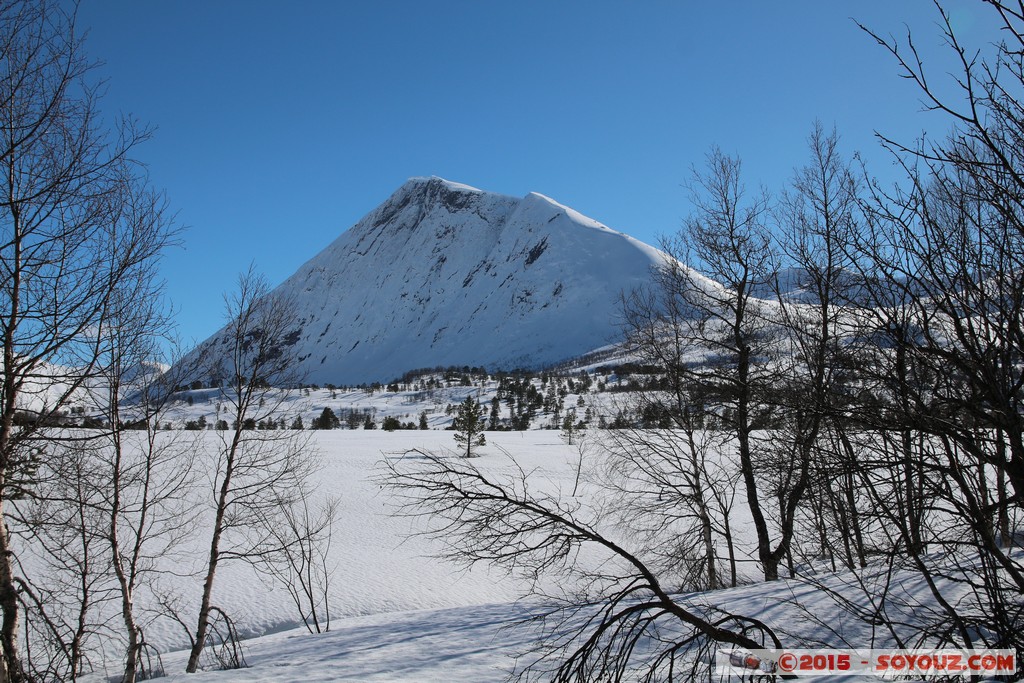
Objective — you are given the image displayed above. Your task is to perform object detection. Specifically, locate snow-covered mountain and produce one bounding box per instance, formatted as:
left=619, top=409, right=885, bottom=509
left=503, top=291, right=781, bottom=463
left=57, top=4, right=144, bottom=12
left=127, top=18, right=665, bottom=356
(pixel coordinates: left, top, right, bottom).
left=192, top=177, right=666, bottom=385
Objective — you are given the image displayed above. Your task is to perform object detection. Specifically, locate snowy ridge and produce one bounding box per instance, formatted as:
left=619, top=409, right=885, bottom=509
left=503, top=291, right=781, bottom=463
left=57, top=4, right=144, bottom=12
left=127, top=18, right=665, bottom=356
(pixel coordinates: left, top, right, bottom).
left=190, top=177, right=668, bottom=385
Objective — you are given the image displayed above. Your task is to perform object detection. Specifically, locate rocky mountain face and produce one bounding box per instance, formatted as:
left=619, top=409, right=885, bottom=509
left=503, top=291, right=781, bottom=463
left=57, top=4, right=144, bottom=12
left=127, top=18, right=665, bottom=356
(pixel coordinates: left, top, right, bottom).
left=193, top=177, right=666, bottom=385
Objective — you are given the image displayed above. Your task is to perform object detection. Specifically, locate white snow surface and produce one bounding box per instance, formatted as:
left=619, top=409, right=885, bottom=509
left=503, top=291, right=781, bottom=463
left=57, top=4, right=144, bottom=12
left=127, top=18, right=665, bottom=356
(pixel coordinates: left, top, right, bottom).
left=187, top=177, right=668, bottom=385
left=67, top=428, right=964, bottom=683
left=72, top=431, right=588, bottom=681
left=166, top=432, right=541, bottom=634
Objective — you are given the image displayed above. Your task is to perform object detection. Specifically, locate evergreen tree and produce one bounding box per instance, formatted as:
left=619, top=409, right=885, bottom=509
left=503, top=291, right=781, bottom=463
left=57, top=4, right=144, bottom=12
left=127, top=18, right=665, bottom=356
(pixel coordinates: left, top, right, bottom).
left=561, top=408, right=583, bottom=445
left=311, top=407, right=339, bottom=430
left=488, top=397, right=501, bottom=430
left=453, top=396, right=486, bottom=458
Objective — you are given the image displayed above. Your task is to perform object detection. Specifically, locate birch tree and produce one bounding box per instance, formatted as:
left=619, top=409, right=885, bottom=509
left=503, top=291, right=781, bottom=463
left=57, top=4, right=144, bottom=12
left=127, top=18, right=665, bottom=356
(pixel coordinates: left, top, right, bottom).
left=186, top=269, right=317, bottom=673
left=0, top=3, right=175, bottom=679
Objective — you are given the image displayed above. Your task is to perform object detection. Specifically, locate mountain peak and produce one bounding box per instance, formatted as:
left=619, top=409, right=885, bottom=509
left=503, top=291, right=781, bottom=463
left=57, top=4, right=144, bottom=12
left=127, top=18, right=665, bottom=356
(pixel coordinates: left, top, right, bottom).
left=188, top=180, right=663, bottom=385
left=403, top=176, right=485, bottom=195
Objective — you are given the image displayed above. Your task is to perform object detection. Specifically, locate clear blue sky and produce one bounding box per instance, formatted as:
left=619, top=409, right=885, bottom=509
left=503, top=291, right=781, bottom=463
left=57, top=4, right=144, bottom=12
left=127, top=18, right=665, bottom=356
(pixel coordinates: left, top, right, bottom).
left=74, top=1, right=986, bottom=347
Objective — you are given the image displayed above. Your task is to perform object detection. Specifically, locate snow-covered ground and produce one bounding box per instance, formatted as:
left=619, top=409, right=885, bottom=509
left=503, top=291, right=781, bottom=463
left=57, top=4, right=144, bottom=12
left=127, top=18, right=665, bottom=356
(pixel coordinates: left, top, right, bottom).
left=151, top=432, right=554, bottom=639
left=140, top=602, right=540, bottom=683
left=75, top=431, right=592, bottom=681
left=67, top=427, right=766, bottom=682
left=71, top=428, right=986, bottom=682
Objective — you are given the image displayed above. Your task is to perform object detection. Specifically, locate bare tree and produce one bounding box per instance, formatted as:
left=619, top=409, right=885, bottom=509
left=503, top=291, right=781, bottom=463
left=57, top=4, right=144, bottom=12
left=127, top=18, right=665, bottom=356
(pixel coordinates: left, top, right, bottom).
left=185, top=269, right=317, bottom=673
left=257, top=493, right=338, bottom=634
left=617, top=208, right=745, bottom=589
left=600, top=422, right=739, bottom=591
left=772, top=122, right=868, bottom=573
left=383, top=449, right=782, bottom=682
left=0, top=3, right=176, bottom=680
left=621, top=149, right=806, bottom=582
left=3, top=154, right=188, bottom=683
left=12, top=440, right=111, bottom=681
left=787, top=0, right=1024, bottom=655
left=99, top=332, right=200, bottom=683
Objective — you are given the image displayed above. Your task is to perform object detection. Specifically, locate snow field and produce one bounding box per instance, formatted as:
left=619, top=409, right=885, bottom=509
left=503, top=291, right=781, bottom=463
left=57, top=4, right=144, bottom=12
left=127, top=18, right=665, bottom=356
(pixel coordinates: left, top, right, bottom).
left=74, top=426, right=983, bottom=682
left=72, top=431, right=584, bottom=679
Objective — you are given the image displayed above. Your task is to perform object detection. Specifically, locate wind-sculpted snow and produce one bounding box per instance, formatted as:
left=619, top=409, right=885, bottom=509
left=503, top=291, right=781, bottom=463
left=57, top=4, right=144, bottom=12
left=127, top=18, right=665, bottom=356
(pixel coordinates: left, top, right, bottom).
left=189, top=177, right=668, bottom=385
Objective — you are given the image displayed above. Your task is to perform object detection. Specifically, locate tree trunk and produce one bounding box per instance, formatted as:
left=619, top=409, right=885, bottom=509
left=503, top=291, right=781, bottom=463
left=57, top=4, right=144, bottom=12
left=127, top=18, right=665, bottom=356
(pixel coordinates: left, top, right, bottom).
left=736, top=345, right=778, bottom=581
left=0, top=503, right=22, bottom=683
left=186, top=462, right=232, bottom=673
left=996, top=430, right=1011, bottom=547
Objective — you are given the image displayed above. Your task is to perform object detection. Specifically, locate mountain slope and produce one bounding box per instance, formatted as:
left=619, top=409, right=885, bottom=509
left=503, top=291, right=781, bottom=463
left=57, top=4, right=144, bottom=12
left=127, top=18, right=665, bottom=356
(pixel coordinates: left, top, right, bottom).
left=195, top=177, right=666, bottom=385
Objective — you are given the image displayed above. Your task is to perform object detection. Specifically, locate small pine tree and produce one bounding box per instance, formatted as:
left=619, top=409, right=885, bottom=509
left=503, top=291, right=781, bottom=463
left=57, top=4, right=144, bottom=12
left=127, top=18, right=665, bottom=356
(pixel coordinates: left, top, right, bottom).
left=561, top=408, right=582, bottom=445
left=452, top=396, right=486, bottom=458
left=382, top=416, right=401, bottom=431
left=312, top=407, right=340, bottom=430
left=418, top=411, right=429, bottom=430
left=488, top=397, right=501, bottom=430
left=290, top=416, right=304, bottom=430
